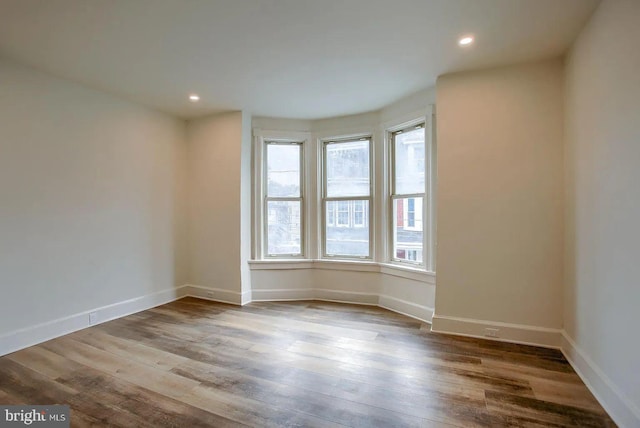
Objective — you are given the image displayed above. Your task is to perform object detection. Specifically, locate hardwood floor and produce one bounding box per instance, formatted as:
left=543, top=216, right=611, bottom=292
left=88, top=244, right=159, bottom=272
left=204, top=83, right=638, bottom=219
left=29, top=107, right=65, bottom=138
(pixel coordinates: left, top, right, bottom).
left=0, top=297, right=615, bottom=427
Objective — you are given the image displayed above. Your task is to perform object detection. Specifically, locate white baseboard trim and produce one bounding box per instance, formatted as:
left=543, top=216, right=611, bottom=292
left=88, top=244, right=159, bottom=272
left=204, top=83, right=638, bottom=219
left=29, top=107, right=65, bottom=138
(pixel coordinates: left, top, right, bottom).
left=251, top=288, right=315, bottom=302
left=0, top=283, right=431, bottom=357
left=251, top=288, right=379, bottom=306
left=0, top=285, right=189, bottom=357
left=240, top=291, right=252, bottom=305
left=430, top=314, right=562, bottom=349
left=183, top=284, right=244, bottom=306
left=379, top=294, right=434, bottom=323
left=313, top=288, right=379, bottom=305
left=560, top=331, right=640, bottom=428
left=249, top=287, right=432, bottom=323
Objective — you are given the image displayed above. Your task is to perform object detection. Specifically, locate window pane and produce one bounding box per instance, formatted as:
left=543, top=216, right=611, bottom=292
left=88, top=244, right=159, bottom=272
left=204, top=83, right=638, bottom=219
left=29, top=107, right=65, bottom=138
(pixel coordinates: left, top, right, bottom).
left=336, top=201, right=350, bottom=226
left=267, top=200, right=301, bottom=255
left=267, top=144, right=300, bottom=197
left=394, top=128, right=425, bottom=195
left=393, top=197, right=423, bottom=263
left=353, top=200, right=365, bottom=226
left=325, top=200, right=369, bottom=257
left=326, top=140, right=369, bottom=197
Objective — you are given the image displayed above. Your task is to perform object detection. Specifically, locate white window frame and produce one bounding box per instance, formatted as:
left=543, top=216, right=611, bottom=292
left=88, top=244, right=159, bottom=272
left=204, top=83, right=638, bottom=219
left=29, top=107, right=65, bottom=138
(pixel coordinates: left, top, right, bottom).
left=264, top=141, right=304, bottom=258
left=252, top=130, right=311, bottom=260
left=388, top=118, right=433, bottom=270
left=322, top=136, right=373, bottom=260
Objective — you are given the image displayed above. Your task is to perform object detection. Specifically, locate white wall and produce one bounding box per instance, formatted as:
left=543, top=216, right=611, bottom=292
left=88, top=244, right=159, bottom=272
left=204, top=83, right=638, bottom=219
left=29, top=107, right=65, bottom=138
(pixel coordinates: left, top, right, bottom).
left=240, top=112, right=252, bottom=300
left=432, top=59, right=565, bottom=345
left=187, top=111, right=251, bottom=304
left=380, top=87, right=436, bottom=124
left=251, top=117, right=312, bottom=133
left=564, top=0, right=640, bottom=425
left=379, top=272, right=435, bottom=321
left=312, top=111, right=380, bottom=134
left=0, top=58, right=188, bottom=338
left=250, top=267, right=315, bottom=301
left=253, top=86, right=436, bottom=134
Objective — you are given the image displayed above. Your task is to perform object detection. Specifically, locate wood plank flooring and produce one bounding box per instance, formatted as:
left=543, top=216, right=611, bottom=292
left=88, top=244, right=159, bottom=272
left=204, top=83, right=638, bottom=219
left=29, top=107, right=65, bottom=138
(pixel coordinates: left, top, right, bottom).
left=0, top=298, right=616, bottom=427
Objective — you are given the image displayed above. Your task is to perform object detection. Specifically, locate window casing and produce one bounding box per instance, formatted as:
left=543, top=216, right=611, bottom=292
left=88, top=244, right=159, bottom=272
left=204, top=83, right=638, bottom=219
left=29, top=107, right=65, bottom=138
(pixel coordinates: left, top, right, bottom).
left=390, top=124, right=426, bottom=267
left=322, top=137, right=372, bottom=259
left=264, top=141, right=304, bottom=258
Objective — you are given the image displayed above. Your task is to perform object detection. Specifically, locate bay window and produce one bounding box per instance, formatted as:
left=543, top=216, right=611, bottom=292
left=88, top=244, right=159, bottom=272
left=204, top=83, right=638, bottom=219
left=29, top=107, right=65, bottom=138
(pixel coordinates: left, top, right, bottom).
left=253, top=107, right=434, bottom=274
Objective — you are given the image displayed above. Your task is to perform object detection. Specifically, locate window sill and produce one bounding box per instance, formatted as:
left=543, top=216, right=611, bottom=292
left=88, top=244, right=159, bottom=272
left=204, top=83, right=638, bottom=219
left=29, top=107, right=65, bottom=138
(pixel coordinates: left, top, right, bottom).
left=248, top=259, right=435, bottom=284
left=248, top=259, right=314, bottom=270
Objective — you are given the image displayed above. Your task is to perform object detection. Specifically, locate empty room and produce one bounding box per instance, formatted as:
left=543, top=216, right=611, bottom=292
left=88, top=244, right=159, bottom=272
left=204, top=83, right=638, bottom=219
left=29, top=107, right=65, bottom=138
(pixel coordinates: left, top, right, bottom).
left=0, top=0, right=638, bottom=426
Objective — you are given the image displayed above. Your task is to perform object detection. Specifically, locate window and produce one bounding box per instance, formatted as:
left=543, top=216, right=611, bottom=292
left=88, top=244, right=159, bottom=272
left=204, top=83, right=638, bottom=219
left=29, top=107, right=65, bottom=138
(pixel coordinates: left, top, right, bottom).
left=407, top=198, right=415, bottom=228
left=265, top=142, right=303, bottom=257
left=327, top=202, right=336, bottom=226
left=391, top=125, right=426, bottom=265
left=353, top=200, right=366, bottom=227
left=253, top=110, right=434, bottom=273
left=336, top=200, right=350, bottom=227
left=323, top=138, right=371, bottom=258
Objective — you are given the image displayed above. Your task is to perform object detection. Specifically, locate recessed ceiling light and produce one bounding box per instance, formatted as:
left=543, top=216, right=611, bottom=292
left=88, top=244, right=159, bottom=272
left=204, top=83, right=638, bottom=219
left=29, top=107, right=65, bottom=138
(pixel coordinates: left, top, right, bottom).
left=189, top=94, right=200, bottom=102
left=458, top=36, right=474, bottom=46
